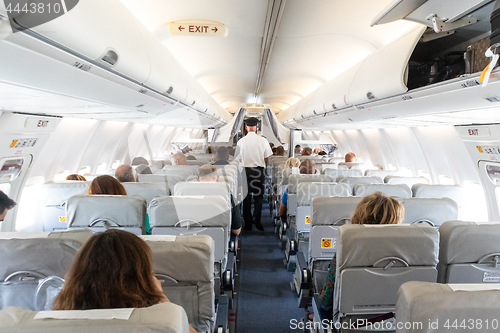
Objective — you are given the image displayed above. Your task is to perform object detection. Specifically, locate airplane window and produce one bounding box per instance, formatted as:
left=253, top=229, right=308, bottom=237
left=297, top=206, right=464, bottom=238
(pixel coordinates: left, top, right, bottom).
left=387, top=164, right=397, bottom=171
left=96, top=163, right=107, bottom=174
left=0, top=183, right=11, bottom=196
left=54, top=170, right=70, bottom=181
left=418, top=170, right=431, bottom=182
left=0, top=158, right=24, bottom=182
left=486, top=164, right=500, bottom=184
left=111, top=160, right=121, bottom=169
left=78, top=166, right=91, bottom=175
left=464, top=181, right=488, bottom=222
left=401, top=167, right=413, bottom=176
left=439, top=174, right=454, bottom=185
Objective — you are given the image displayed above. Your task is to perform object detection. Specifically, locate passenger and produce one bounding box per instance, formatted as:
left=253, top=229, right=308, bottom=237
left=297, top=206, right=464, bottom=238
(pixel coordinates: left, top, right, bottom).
left=302, top=147, right=312, bottom=156
left=227, top=146, right=235, bottom=157
left=0, top=191, right=16, bottom=222
left=294, top=144, right=302, bottom=155
left=135, top=164, right=152, bottom=175
left=318, top=151, right=327, bottom=156
left=269, top=142, right=275, bottom=149
left=172, top=152, right=188, bottom=166
left=131, top=157, right=149, bottom=166
left=51, top=229, right=198, bottom=333
left=276, top=145, right=285, bottom=156
left=213, top=146, right=230, bottom=165
left=345, top=152, right=357, bottom=163
left=87, top=175, right=127, bottom=195
left=313, top=148, right=322, bottom=155
left=284, top=157, right=300, bottom=169
left=272, top=147, right=278, bottom=155
left=197, top=165, right=242, bottom=236
left=115, top=164, right=138, bottom=183
left=66, top=174, right=87, bottom=181
left=186, top=155, right=197, bottom=161
left=278, top=160, right=316, bottom=217
left=319, top=192, right=404, bottom=311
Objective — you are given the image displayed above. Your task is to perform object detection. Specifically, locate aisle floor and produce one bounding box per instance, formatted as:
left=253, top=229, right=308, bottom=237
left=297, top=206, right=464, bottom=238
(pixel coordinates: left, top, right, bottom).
left=236, top=204, right=305, bottom=332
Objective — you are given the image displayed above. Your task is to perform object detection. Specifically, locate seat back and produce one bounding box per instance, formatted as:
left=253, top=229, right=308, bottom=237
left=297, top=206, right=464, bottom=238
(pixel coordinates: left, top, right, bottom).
left=353, top=183, right=411, bottom=198
left=385, top=176, right=429, bottom=187
left=438, top=221, right=500, bottom=283
left=335, top=224, right=439, bottom=316
left=396, top=282, right=500, bottom=333
left=296, top=183, right=351, bottom=234
left=66, top=195, right=146, bottom=235
left=412, top=184, right=464, bottom=217
left=0, top=302, right=190, bottom=333
left=160, top=166, right=199, bottom=181
left=138, top=174, right=183, bottom=189
left=288, top=174, right=334, bottom=216
left=40, top=181, right=91, bottom=232
left=337, top=176, right=383, bottom=189
left=324, top=168, right=362, bottom=180
left=0, top=237, right=82, bottom=311
left=399, top=197, right=458, bottom=227
left=142, top=235, right=214, bottom=333
left=122, top=182, right=170, bottom=205
left=364, top=169, right=402, bottom=178
left=148, top=196, right=230, bottom=264
left=173, top=182, right=232, bottom=206
left=308, top=197, right=362, bottom=261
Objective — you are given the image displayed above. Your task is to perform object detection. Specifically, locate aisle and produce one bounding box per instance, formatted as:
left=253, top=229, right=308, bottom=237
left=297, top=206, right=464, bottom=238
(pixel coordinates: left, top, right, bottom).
left=236, top=204, right=305, bottom=332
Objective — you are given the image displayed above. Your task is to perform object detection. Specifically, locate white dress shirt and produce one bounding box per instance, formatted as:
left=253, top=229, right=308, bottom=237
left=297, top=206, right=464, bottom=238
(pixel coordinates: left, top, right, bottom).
left=236, top=132, right=273, bottom=168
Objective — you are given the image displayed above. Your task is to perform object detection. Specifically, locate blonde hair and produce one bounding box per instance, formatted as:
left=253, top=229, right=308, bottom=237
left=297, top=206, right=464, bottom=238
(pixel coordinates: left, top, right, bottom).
left=351, top=192, right=404, bottom=225
left=284, top=157, right=300, bottom=169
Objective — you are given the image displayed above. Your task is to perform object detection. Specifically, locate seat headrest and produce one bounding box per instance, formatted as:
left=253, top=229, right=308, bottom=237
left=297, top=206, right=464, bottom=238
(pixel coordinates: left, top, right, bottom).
left=149, top=196, right=229, bottom=228
left=311, top=196, right=362, bottom=225
left=337, top=224, right=439, bottom=268
left=337, top=176, right=383, bottom=186
left=138, top=174, right=182, bottom=187
left=66, top=195, right=146, bottom=228
left=288, top=174, right=333, bottom=193
left=439, top=221, right=500, bottom=264
left=41, top=182, right=91, bottom=206
left=0, top=238, right=81, bottom=280
left=297, top=183, right=351, bottom=205
left=353, top=183, right=411, bottom=198
left=173, top=182, right=231, bottom=204
left=0, top=302, right=190, bottom=333
left=399, top=197, right=458, bottom=227
left=384, top=176, right=429, bottom=186
left=122, top=182, right=170, bottom=203
left=412, top=184, right=462, bottom=202
left=364, top=170, right=402, bottom=178
left=324, top=169, right=363, bottom=180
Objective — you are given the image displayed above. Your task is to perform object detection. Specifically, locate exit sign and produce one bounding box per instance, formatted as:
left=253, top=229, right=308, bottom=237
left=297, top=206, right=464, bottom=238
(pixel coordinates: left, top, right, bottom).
left=169, top=20, right=227, bottom=37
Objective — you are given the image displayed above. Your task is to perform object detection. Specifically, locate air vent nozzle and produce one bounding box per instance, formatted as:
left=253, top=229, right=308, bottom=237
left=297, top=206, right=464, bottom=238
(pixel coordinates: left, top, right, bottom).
left=101, top=50, right=118, bottom=66
left=165, top=86, right=173, bottom=94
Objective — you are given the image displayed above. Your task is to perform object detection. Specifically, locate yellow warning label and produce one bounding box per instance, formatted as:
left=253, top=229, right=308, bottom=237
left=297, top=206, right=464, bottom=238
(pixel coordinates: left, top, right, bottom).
left=477, top=145, right=484, bottom=153
left=305, top=216, right=311, bottom=224
left=321, top=238, right=332, bottom=249
left=59, top=216, right=67, bottom=223
left=9, top=140, right=18, bottom=148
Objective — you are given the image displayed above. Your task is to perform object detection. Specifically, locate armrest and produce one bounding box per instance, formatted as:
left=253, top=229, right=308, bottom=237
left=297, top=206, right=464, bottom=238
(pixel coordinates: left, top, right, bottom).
left=215, top=294, right=229, bottom=333
left=229, top=234, right=237, bottom=254
left=223, top=252, right=235, bottom=291
left=296, top=251, right=311, bottom=290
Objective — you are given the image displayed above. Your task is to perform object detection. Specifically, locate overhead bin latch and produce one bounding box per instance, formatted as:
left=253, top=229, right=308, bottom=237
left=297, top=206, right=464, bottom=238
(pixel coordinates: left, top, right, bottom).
left=427, top=14, right=478, bottom=33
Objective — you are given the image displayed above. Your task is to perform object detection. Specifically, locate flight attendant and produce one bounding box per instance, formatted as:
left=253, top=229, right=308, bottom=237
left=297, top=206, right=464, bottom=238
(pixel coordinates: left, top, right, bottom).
left=236, top=117, right=273, bottom=231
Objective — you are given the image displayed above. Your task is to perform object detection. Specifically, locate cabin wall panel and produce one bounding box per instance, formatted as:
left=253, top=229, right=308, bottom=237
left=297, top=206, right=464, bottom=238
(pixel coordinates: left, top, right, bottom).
left=360, top=129, right=396, bottom=169
left=384, top=127, right=428, bottom=177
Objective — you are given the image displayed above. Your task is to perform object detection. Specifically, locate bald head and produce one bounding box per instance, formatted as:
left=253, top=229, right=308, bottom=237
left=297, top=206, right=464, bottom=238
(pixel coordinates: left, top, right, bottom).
left=345, top=152, right=357, bottom=163
left=115, top=164, right=137, bottom=182
left=172, top=152, right=187, bottom=165
left=299, top=160, right=316, bottom=175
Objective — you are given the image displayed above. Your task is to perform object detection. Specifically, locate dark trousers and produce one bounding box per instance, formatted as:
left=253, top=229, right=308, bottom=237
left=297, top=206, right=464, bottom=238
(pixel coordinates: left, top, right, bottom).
left=243, top=167, right=265, bottom=226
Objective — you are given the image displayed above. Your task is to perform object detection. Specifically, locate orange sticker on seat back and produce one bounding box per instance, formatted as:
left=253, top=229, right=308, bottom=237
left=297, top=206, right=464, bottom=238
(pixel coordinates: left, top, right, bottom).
left=321, top=238, right=332, bottom=249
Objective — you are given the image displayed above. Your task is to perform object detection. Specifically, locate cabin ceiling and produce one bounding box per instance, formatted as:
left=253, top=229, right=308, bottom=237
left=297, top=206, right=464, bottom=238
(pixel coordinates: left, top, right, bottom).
left=120, top=0, right=419, bottom=114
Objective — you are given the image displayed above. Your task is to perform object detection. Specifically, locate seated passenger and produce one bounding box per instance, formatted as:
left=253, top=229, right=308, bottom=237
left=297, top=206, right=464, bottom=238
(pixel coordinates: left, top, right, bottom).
left=313, top=148, right=322, bottom=155
left=276, top=145, right=285, bottom=156
left=318, top=150, right=327, bottom=156
left=186, top=155, right=197, bottom=161
left=198, top=165, right=242, bottom=236
left=52, top=229, right=198, bottom=333
left=294, top=144, right=302, bottom=155
left=131, top=157, right=149, bottom=166
left=228, top=146, right=235, bottom=157
left=0, top=190, right=16, bottom=222
left=213, top=146, right=230, bottom=165
left=345, top=152, right=357, bottom=163
left=135, top=164, right=153, bottom=175
left=302, top=147, right=312, bottom=156
left=172, top=152, right=188, bottom=166
left=284, top=157, right=300, bottom=169
left=319, top=192, right=404, bottom=311
left=66, top=174, right=87, bottom=181
left=87, top=175, right=127, bottom=195
left=278, top=160, right=316, bottom=217
left=115, top=164, right=138, bottom=183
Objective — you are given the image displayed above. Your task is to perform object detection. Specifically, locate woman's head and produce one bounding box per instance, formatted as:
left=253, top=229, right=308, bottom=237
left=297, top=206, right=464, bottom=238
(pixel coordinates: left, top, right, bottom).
left=351, top=192, right=404, bottom=225
left=52, top=229, right=164, bottom=310
left=87, top=175, right=127, bottom=195
left=66, top=174, right=87, bottom=181
left=284, top=157, right=300, bottom=169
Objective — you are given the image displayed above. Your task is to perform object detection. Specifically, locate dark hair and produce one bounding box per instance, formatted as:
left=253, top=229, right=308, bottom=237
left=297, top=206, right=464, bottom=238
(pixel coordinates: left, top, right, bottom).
left=131, top=157, right=148, bottom=166
left=52, top=229, right=164, bottom=310
left=66, top=174, right=87, bottom=181
left=186, top=155, right=197, bottom=160
left=276, top=146, right=285, bottom=156
left=299, top=160, right=316, bottom=174
left=87, top=175, right=127, bottom=195
left=115, top=165, right=136, bottom=183
left=135, top=164, right=152, bottom=175
left=216, top=146, right=229, bottom=161
left=0, top=191, right=16, bottom=212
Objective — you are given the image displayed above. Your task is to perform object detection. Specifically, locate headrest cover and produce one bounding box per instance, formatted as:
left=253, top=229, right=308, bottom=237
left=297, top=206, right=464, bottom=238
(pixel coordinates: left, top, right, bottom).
left=353, top=183, right=411, bottom=198
left=173, top=182, right=231, bottom=204
left=0, top=302, right=190, bottom=333
left=324, top=169, right=363, bottom=179
left=138, top=174, right=182, bottom=187
left=0, top=238, right=81, bottom=279
left=338, top=176, right=383, bottom=186
left=297, top=183, right=351, bottom=205
left=311, top=197, right=362, bottom=225
left=149, top=196, right=229, bottom=228
left=384, top=176, right=429, bottom=186
left=412, top=184, right=462, bottom=202
left=289, top=174, right=333, bottom=193
left=122, top=182, right=170, bottom=203
left=439, top=221, right=500, bottom=264
left=399, top=197, right=458, bottom=226
left=337, top=224, right=439, bottom=268
left=66, top=195, right=146, bottom=228
left=41, top=182, right=91, bottom=206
